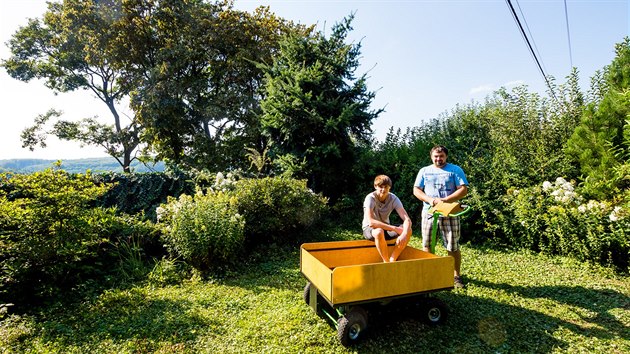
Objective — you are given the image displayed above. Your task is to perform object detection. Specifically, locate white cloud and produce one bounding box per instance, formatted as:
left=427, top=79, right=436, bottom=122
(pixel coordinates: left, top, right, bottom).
left=469, top=84, right=494, bottom=95
left=504, top=80, right=525, bottom=87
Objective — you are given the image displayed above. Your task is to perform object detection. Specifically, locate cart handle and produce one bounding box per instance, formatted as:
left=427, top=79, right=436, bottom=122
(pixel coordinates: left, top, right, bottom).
left=429, top=203, right=472, bottom=254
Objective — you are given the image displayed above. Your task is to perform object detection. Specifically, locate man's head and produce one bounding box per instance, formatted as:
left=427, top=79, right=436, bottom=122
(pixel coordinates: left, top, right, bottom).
left=430, top=145, right=448, bottom=168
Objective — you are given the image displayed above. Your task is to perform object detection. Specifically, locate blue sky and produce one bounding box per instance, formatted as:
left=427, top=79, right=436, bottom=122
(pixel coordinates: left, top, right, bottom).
left=0, top=0, right=628, bottom=160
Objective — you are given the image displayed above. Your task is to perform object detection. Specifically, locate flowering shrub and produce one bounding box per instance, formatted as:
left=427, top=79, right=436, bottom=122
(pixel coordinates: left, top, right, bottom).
left=157, top=175, right=327, bottom=270
left=504, top=177, right=628, bottom=270
left=157, top=191, right=245, bottom=270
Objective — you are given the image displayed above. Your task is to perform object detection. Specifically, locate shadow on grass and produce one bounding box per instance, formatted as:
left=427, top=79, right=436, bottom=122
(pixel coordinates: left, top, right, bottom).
left=36, top=287, right=222, bottom=351
left=468, top=277, right=630, bottom=341
left=346, top=278, right=629, bottom=353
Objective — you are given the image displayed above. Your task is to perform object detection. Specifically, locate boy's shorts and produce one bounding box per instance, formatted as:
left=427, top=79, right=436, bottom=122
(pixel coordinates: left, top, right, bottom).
left=362, top=225, right=400, bottom=241
left=421, top=211, right=460, bottom=252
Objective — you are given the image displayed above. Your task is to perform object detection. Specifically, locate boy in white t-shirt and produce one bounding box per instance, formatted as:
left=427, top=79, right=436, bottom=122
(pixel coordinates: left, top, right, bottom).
left=362, top=175, right=412, bottom=262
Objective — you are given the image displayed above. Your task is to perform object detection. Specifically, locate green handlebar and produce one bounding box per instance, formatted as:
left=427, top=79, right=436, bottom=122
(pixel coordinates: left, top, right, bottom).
left=429, top=204, right=472, bottom=254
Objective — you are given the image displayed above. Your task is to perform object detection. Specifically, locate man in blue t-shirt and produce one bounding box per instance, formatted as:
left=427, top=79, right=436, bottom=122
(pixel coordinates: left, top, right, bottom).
left=413, top=145, right=469, bottom=288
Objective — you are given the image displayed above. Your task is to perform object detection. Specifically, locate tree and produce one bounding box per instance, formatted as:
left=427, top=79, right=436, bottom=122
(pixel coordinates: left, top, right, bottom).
left=565, top=37, right=630, bottom=199
left=259, top=14, right=381, bottom=200
left=117, top=0, right=311, bottom=170
left=2, top=0, right=140, bottom=172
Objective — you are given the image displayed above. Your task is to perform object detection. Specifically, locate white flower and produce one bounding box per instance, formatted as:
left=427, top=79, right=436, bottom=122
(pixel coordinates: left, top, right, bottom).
left=578, top=205, right=586, bottom=213
left=542, top=181, right=552, bottom=192
left=609, top=213, right=619, bottom=222
left=555, top=177, right=567, bottom=185
left=156, top=206, right=166, bottom=221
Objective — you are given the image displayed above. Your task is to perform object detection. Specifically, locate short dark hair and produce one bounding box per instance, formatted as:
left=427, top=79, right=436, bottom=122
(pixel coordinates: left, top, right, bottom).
left=430, top=145, right=448, bottom=155
left=374, top=175, right=392, bottom=187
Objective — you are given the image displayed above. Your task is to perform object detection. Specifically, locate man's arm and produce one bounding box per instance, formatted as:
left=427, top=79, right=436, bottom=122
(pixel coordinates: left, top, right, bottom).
left=442, top=185, right=468, bottom=203
left=414, top=186, right=440, bottom=207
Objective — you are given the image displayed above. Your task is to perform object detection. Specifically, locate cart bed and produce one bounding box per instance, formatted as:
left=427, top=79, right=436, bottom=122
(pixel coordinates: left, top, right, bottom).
left=300, top=240, right=454, bottom=305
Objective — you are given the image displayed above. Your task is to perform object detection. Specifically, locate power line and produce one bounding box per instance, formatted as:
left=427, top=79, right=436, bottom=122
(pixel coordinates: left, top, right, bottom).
left=564, top=0, right=574, bottom=69
left=505, top=0, right=559, bottom=102
left=514, top=0, right=547, bottom=75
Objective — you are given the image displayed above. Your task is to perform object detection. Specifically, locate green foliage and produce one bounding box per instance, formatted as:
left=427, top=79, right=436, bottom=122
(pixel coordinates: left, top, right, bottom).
left=260, top=14, right=381, bottom=201
left=500, top=178, right=629, bottom=270
left=126, top=1, right=311, bottom=172
left=232, top=177, right=328, bottom=245
left=93, top=170, right=194, bottom=221
left=158, top=191, right=245, bottom=271
left=0, top=168, right=116, bottom=303
left=566, top=38, right=630, bottom=199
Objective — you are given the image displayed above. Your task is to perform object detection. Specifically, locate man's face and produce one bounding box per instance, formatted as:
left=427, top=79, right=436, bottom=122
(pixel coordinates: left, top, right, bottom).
left=431, top=150, right=447, bottom=168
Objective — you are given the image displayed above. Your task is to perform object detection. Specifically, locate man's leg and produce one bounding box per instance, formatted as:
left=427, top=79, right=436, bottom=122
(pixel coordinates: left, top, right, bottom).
left=448, top=250, right=461, bottom=277
left=421, top=211, right=432, bottom=253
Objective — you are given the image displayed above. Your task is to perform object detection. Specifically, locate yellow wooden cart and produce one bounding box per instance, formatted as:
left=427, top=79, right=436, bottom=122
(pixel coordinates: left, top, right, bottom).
left=300, top=239, right=455, bottom=346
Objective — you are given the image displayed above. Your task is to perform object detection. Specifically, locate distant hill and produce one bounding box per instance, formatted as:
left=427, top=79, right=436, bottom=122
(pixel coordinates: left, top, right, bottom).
left=0, top=157, right=165, bottom=174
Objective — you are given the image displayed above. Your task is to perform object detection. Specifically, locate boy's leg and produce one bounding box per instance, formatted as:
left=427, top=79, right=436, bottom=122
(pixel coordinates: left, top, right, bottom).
left=389, top=227, right=410, bottom=262
left=372, top=229, right=390, bottom=262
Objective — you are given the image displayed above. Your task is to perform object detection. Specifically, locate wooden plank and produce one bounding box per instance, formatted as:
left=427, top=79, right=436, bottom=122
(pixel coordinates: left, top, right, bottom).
left=300, top=246, right=333, bottom=301
left=300, top=240, right=454, bottom=305
left=331, top=255, right=454, bottom=304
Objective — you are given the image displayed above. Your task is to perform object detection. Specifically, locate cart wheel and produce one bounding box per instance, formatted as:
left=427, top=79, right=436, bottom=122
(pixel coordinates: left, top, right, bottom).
left=303, top=282, right=312, bottom=305
left=337, top=307, right=368, bottom=346
left=422, top=298, right=448, bottom=325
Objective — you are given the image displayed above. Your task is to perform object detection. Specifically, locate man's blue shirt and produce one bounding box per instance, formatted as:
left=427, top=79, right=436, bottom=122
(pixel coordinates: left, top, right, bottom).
left=414, top=163, right=468, bottom=211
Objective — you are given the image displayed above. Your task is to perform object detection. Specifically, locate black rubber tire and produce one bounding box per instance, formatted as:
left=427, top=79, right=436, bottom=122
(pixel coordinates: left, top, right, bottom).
left=422, top=298, right=448, bottom=325
left=337, top=307, right=368, bottom=346
left=303, top=282, right=312, bottom=305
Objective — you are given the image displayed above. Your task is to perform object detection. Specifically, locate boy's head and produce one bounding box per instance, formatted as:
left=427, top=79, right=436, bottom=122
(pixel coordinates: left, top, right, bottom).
left=373, top=175, right=392, bottom=188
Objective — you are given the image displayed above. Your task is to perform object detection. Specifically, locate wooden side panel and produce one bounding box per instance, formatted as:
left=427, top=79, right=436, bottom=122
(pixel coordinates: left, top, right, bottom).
left=331, top=256, right=454, bottom=304
left=300, top=246, right=333, bottom=301
left=300, top=241, right=454, bottom=305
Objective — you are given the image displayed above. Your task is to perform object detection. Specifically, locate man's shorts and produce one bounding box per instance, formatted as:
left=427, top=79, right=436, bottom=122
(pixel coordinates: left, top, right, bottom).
left=362, top=225, right=400, bottom=241
left=421, top=210, right=460, bottom=252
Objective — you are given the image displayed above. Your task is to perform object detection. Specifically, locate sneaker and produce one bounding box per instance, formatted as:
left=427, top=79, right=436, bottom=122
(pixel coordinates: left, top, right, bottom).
left=454, top=276, right=465, bottom=289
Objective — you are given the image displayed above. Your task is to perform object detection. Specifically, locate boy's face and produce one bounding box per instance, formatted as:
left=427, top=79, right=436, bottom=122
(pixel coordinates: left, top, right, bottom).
left=431, top=150, right=447, bottom=168
left=374, top=184, right=390, bottom=201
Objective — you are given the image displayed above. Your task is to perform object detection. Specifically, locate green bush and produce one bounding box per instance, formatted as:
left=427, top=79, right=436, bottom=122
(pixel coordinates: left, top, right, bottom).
left=232, top=177, right=328, bottom=245
left=501, top=177, right=629, bottom=270
left=157, top=191, right=245, bottom=270
left=0, top=169, right=118, bottom=304
left=93, top=170, right=194, bottom=221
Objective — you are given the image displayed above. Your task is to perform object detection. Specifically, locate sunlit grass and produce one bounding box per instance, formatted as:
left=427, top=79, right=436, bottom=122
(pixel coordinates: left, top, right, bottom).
left=2, top=228, right=628, bottom=353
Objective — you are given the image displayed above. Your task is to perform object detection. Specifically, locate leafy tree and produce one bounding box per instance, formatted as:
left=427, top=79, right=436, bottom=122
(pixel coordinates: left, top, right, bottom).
left=2, top=0, right=141, bottom=172
left=565, top=37, right=630, bottom=199
left=116, top=0, right=311, bottom=170
left=259, top=14, right=381, bottom=200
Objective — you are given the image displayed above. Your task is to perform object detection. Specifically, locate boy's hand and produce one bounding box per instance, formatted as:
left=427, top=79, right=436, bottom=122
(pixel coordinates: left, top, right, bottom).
left=393, top=226, right=404, bottom=235
left=396, top=233, right=408, bottom=246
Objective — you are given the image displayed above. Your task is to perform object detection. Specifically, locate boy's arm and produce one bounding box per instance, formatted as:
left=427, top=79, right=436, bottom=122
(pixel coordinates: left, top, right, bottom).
left=364, top=205, right=397, bottom=232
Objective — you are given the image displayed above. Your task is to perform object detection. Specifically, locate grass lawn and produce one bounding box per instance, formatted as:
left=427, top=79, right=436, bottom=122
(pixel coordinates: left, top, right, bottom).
left=2, top=228, right=628, bottom=353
